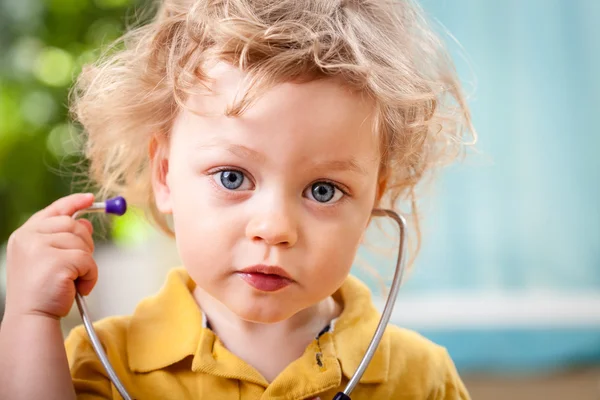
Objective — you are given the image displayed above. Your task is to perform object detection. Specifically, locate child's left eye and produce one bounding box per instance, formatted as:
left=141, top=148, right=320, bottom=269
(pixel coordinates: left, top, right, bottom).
left=212, top=169, right=254, bottom=191
left=304, top=182, right=344, bottom=204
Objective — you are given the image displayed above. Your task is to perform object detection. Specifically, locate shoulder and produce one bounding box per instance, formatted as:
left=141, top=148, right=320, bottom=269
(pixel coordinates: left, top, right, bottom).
left=385, top=324, right=449, bottom=368
left=64, top=267, right=190, bottom=365
left=384, top=325, right=470, bottom=399
left=65, top=316, right=132, bottom=376
left=64, top=316, right=133, bottom=398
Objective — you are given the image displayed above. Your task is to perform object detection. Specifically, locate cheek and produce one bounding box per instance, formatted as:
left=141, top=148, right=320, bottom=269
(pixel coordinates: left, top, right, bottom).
left=306, top=213, right=368, bottom=286
left=170, top=193, right=237, bottom=274
left=169, top=169, right=223, bottom=235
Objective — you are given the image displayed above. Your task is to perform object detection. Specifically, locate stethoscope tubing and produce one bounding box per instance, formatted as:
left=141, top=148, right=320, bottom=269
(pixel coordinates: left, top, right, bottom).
left=73, top=201, right=406, bottom=400
left=333, top=209, right=406, bottom=399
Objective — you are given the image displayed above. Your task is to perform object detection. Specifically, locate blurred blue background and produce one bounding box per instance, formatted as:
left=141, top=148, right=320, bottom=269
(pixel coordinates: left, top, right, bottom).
left=407, top=0, right=600, bottom=373
left=1, top=0, right=599, bottom=398
left=415, top=0, right=600, bottom=293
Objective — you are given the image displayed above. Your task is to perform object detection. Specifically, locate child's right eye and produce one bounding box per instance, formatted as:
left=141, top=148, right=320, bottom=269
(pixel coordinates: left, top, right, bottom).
left=212, top=169, right=254, bottom=191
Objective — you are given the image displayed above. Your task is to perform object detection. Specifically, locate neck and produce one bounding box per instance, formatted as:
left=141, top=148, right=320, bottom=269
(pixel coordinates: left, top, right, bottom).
left=192, top=287, right=342, bottom=382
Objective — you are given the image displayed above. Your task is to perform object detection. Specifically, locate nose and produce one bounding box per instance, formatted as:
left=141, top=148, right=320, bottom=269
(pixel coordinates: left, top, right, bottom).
left=245, top=205, right=298, bottom=247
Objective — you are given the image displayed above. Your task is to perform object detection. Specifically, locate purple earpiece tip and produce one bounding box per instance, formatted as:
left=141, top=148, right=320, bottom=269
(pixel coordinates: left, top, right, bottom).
left=105, top=196, right=127, bottom=216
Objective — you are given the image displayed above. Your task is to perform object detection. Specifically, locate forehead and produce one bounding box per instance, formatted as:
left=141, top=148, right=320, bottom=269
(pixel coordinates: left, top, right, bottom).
left=174, top=62, right=380, bottom=165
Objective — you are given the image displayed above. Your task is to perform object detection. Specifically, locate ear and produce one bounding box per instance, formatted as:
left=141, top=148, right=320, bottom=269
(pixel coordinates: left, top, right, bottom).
left=149, top=135, right=173, bottom=214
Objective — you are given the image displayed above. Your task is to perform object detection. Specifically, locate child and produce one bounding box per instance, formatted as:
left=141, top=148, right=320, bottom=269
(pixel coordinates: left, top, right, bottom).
left=0, top=0, right=475, bottom=398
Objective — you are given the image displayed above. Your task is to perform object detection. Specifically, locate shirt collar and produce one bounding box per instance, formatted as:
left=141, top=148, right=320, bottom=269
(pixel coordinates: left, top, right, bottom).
left=127, top=268, right=389, bottom=383
left=128, top=268, right=202, bottom=373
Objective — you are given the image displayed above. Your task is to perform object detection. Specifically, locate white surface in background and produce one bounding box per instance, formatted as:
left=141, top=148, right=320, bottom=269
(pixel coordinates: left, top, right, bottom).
left=72, top=232, right=181, bottom=320
left=377, top=293, right=600, bottom=329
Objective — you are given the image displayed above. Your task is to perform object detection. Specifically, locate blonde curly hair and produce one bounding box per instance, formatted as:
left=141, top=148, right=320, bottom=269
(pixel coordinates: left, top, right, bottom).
left=71, top=0, right=475, bottom=260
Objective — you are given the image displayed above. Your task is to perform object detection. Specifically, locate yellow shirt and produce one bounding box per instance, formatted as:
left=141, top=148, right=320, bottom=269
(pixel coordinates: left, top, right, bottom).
left=65, top=268, right=469, bottom=400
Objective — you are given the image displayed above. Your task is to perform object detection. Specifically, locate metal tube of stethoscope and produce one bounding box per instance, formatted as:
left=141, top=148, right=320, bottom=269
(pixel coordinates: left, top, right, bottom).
left=72, top=197, right=133, bottom=400
left=72, top=199, right=406, bottom=400
left=333, top=209, right=407, bottom=400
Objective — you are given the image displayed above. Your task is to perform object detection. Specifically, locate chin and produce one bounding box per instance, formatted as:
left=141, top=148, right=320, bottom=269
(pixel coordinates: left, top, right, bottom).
left=229, top=296, right=296, bottom=324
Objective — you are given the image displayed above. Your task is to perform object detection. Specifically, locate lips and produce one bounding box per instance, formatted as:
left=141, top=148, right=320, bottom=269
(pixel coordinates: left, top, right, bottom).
left=236, top=265, right=293, bottom=292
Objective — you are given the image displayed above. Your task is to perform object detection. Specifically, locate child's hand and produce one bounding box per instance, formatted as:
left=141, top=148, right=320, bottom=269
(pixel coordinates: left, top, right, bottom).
left=4, top=193, right=98, bottom=320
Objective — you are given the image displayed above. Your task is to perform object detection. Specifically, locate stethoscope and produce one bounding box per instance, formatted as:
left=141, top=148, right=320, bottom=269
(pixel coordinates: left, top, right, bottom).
left=74, top=197, right=407, bottom=400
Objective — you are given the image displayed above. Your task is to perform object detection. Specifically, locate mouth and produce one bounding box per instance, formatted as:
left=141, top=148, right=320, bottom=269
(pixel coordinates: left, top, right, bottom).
left=236, top=265, right=293, bottom=292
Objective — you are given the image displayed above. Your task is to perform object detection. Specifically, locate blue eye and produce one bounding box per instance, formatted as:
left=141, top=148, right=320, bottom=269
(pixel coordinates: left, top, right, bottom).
left=215, top=170, right=248, bottom=190
left=306, top=182, right=344, bottom=203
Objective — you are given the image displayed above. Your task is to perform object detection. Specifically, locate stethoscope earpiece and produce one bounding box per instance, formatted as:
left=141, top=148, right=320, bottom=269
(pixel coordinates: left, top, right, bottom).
left=104, top=196, right=127, bottom=216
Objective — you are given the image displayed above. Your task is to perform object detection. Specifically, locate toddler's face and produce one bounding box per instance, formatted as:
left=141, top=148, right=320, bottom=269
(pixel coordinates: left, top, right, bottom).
left=153, top=63, right=380, bottom=323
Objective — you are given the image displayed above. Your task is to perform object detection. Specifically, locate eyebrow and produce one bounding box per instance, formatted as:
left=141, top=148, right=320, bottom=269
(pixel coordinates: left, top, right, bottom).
left=310, top=159, right=369, bottom=176
left=225, top=144, right=266, bottom=164
left=197, top=142, right=266, bottom=163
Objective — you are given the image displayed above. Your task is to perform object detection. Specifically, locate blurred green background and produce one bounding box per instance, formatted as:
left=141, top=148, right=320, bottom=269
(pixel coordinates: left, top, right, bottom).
left=0, top=0, right=142, bottom=246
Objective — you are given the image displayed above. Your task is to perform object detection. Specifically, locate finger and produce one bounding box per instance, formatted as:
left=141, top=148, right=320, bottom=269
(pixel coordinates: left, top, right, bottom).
left=37, top=216, right=94, bottom=253
left=30, top=193, right=95, bottom=222
left=77, top=219, right=94, bottom=236
left=76, top=278, right=97, bottom=297
left=64, top=250, right=98, bottom=296
left=47, top=232, right=93, bottom=253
